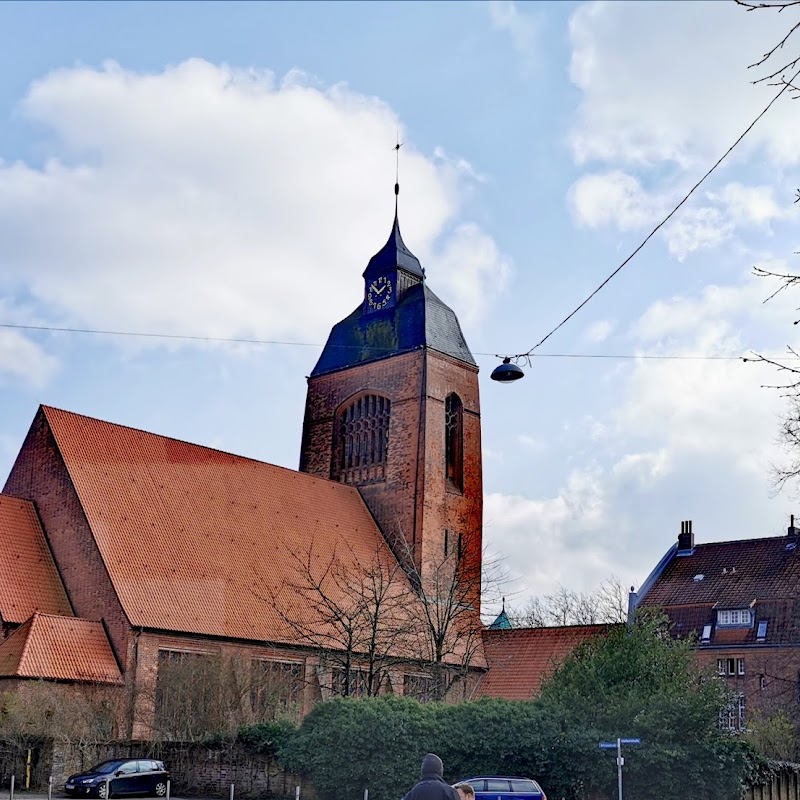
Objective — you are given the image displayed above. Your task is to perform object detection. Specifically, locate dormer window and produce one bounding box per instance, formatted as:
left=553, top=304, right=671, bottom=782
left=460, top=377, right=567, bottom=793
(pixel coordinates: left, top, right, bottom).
left=717, top=609, right=752, bottom=627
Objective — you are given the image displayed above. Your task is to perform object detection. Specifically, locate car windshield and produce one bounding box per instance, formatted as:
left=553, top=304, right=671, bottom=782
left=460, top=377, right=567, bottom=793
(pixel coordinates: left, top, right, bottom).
left=89, top=761, right=124, bottom=775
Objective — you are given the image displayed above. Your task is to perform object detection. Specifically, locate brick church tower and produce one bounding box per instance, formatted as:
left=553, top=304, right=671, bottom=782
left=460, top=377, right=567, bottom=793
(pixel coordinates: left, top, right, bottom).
left=299, top=198, right=483, bottom=605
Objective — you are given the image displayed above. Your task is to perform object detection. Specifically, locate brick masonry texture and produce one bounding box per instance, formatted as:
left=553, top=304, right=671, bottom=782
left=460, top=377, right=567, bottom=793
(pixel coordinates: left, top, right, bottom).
left=3, top=410, right=132, bottom=671
left=299, top=348, right=483, bottom=607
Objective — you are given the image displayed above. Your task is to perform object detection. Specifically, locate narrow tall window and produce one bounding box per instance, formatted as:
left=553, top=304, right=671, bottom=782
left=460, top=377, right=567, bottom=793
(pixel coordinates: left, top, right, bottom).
left=445, top=393, right=463, bottom=491
left=334, top=393, right=391, bottom=485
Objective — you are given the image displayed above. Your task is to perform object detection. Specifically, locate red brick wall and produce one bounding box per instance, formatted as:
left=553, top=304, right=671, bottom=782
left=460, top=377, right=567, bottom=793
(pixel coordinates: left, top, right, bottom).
left=695, top=646, right=800, bottom=725
left=299, top=349, right=483, bottom=610
left=3, top=409, right=131, bottom=669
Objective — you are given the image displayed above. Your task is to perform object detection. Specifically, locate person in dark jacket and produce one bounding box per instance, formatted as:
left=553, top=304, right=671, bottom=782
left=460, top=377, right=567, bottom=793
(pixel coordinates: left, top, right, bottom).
left=402, top=754, right=460, bottom=800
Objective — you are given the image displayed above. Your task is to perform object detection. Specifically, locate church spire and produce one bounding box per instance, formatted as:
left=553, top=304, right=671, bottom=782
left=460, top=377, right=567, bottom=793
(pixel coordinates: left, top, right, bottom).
left=363, top=138, right=423, bottom=281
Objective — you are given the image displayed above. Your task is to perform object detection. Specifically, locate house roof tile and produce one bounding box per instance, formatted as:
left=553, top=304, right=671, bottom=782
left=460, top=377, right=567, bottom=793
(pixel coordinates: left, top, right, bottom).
left=0, top=494, right=72, bottom=624
left=38, top=406, right=448, bottom=657
left=642, top=536, right=800, bottom=645
left=0, top=613, right=122, bottom=683
left=478, top=624, right=613, bottom=700
left=643, top=536, right=800, bottom=607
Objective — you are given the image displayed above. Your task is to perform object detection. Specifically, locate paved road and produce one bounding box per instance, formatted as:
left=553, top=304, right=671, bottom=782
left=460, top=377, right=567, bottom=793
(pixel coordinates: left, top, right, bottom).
left=11, top=795, right=210, bottom=800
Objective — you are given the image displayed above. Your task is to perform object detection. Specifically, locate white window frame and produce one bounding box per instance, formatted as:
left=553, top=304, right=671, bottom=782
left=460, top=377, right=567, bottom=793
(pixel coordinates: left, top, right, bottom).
left=717, top=609, right=751, bottom=627
left=717, top=659, right=725, bottom=676
left=737, top=658, right=745, bottom=676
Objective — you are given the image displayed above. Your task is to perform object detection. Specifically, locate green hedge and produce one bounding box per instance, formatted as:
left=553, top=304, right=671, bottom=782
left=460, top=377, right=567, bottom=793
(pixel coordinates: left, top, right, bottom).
left=242, top=617, right=757, bottom=800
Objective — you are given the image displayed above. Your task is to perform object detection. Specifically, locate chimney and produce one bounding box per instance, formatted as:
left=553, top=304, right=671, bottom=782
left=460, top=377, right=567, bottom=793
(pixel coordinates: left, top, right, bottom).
left=788, top=515, right=798, bottom=538
left=678, top=520, right=694, bottom=552
left=627, top=585, right=638, bottom=627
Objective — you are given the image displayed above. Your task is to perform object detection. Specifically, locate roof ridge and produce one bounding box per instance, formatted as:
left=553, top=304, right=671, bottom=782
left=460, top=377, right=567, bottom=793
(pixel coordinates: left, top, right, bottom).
left=693, top=534, right=794, bottom=547
left=14, top=614, right=37, bottom=673
left=41, top=405, right=361, bottom=495
left=0, top=493, right=34, bottom=506
left=488, top=622, right=615, bottom=633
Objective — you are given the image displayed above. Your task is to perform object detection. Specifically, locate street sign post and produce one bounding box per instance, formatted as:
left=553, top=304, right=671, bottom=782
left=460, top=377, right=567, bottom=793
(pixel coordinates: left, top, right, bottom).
left=598, top=737, right=641, bottom=800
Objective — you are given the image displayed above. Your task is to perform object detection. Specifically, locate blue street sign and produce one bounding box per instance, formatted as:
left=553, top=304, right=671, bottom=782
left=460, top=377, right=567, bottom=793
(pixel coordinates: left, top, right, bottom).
left=620, top=738, right=641, bottom=745
left=599, top=742, right=617, bottom=749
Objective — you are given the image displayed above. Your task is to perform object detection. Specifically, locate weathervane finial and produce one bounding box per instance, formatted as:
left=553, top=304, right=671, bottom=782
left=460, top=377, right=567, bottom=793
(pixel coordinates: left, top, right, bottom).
left=393, top=133, right=403, bottom=213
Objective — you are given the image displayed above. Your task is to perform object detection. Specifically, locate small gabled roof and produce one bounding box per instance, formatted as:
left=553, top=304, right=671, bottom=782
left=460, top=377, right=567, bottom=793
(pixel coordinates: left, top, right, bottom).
left=0, top=494, right=72, bottom=624
left=479, top=624, right=613, bottom=701
left=0, top=613, right=122, bottom=684
left=363, top=212, right=424, bottom=280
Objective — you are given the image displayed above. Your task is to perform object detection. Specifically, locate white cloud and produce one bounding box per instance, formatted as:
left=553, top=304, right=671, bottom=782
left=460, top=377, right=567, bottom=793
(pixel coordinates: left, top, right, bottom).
left=710, top=183, right=789, bottom=227
left=517, top=434, right=545, bottom=453
left=486, top=270, right=800, bottom=599
left=488, top=0, right=539, bottom=73
left=430, top=223, right=511, bottom=327
left=585, top=319, right=614, bottom=343
left=568, top=171, right=662, bottom=230
left=568, top=168, right=793, bottom=258
left=0, top=60, right=508, bottom=355
left=568, top=1, right=800, bottom=168
left=0, top=330, right=58, bottom=386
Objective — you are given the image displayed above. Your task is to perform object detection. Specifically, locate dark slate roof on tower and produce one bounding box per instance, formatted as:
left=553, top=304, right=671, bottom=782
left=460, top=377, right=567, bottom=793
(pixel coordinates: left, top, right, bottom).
left=362, top=212, right=424, bottom=280
left=311, top=283, right=476, bottom=376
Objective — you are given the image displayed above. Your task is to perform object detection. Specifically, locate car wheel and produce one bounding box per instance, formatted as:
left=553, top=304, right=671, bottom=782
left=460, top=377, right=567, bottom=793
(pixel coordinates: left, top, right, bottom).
left=154, top=783, right=167, bottom=798
left=97, top=784, right=110, bottom=799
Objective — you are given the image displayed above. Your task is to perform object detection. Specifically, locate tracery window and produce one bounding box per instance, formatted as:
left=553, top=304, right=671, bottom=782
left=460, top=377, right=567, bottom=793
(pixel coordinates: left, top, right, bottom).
left=445, top=393, right=463, bottom=491
left=334, top=393, right=391, bottom=484
left=251, top=660, right=304, bottom=721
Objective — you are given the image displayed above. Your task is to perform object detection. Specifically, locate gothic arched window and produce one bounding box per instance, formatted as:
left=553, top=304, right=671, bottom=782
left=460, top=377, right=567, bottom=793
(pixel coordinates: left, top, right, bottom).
left=334, top=393, right=391, bottom=485
left=445, top=393, right=463, bottom=491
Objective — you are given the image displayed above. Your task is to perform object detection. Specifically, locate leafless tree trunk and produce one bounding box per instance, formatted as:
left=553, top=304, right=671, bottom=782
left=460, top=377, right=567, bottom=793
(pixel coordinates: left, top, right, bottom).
left=265, top=538, right=413, bottom=698
left=509, top=576, right=629, bottom=628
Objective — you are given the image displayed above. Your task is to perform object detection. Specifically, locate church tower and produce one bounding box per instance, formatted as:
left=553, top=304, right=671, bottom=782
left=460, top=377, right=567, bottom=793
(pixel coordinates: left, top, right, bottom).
left=299, top=195, right=482, bottom=605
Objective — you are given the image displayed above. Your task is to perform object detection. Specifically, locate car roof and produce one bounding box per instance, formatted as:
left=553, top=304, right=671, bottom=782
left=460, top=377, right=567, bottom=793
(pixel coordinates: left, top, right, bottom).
left=462, top=778, right=538, bottom=782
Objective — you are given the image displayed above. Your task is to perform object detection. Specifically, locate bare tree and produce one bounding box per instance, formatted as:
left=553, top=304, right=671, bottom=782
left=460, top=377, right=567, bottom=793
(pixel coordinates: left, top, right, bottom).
left=267, top=538, right=413, bottom=698
left=0, top=681, right=124, bottom=769
left=509, top=576, right=629, bottom=628
left=735, top=0, right=800, bottom=95
left=397, top=529, right=502, bottom=702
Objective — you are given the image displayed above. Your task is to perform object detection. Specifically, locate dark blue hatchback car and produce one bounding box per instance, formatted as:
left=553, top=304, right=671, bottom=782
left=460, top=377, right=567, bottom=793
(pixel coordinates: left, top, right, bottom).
left=65, top=759, right=169, bottom=798
left=458, top=777, right=547, bottom=800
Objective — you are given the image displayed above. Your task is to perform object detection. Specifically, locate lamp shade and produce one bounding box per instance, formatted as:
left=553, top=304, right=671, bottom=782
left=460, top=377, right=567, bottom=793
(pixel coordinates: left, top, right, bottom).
left=490, top=358, right=524, bottom=383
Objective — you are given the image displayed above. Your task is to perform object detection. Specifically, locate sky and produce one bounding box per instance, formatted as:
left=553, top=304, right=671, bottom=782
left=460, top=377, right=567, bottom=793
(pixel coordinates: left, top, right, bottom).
left=2, top=0, right=800, bottom=616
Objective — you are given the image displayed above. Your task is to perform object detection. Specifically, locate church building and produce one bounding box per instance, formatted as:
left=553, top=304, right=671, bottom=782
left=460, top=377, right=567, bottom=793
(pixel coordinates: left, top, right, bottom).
left=0, top=195, right=486, bottom=738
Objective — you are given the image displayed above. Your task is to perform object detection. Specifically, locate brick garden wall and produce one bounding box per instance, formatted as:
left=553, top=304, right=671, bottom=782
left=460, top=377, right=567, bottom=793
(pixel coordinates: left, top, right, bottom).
left=41, top=740, right=305, bottom=798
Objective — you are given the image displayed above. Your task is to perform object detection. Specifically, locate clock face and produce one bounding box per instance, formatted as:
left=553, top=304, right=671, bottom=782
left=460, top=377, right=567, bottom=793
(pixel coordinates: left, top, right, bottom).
left=367, top=276, right=393, bottom=310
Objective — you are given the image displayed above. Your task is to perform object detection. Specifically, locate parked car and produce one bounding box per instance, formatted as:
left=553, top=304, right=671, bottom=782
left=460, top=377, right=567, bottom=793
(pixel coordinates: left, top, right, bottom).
left=457, top=777, right=547, bottom=800
left=64, top=759, right=169, bottom=798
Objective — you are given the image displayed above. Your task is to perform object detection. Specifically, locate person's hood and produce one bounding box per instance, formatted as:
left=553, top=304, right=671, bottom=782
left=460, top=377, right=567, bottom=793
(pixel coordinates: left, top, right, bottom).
left=420, top=753, right=444, bottom=779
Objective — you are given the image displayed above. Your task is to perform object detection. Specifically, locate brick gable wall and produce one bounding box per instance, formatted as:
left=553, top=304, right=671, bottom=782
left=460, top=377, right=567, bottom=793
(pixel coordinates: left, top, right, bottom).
left=3, top=409, right=131, bottom=672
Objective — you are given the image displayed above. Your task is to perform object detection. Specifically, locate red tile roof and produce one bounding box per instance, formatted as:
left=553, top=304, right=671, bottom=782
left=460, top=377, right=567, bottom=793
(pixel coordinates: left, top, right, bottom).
left=38, top=406, right=442, bottom=656
left=0, top=494, right=72, bottom=624
left=0, top=613, right=122, bottom=683
left=478, top=624, right=613, bottom=700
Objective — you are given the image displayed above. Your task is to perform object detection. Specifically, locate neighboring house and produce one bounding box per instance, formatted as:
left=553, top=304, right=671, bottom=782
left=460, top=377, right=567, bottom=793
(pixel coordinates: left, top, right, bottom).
left=0, top=199, right=487, bottom=737
left=635, top=520, right=800, bottom=732
left=479, top=622, right=613, bottom=700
